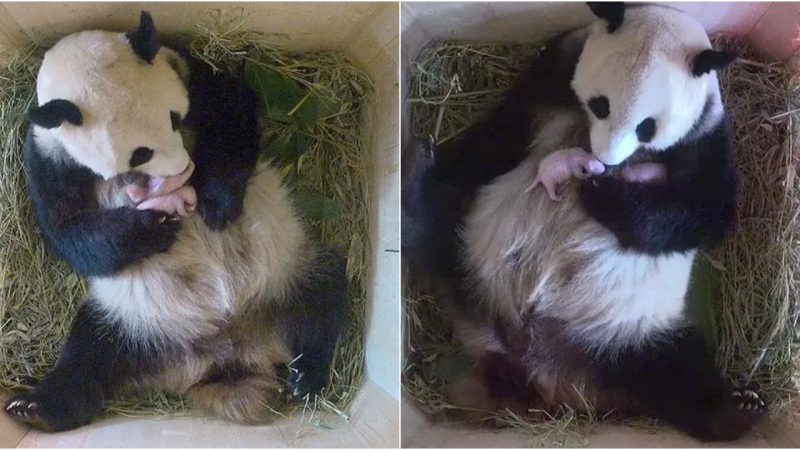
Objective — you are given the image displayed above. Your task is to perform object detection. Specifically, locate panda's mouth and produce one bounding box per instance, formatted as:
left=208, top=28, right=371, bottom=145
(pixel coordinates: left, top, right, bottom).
left=127, top=161, right=195, bottom=204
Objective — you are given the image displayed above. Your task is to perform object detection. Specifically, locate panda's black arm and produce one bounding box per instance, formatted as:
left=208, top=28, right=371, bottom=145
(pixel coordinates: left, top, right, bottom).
left=578, top=175, right=736, bottom=255
left=578, top=144, right=737, bottom=255
left=183, top=52, right=261, bottom=231
left=25, top=142, right=181, bottom=277
left=578, top=122, right=737, bottom=255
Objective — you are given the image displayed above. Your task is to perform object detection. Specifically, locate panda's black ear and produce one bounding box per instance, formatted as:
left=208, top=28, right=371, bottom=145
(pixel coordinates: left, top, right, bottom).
left=29, top=100, right=82, bottom=129
left=691, top=49, right=738, bottom=77
left=587, top=2, right=626, bottom=33
left=127, top=11, right=159, bottom=64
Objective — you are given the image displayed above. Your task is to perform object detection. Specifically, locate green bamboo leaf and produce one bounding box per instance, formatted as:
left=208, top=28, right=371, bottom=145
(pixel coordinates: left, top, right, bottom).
left=244, top=58, right=304, bottom=124
left=294, top=192, right=342, bottom=221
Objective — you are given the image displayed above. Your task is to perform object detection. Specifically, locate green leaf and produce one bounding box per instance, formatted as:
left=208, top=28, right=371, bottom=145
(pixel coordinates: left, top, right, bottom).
left=244, top=58, right=305, bottom=124
left=293, top=87, right=341, bottom=131
left=244, top=54, right=340, bottom=132
left=264, top=132, right=315, bottom=166
left=294, top=192, right=342, bottom=221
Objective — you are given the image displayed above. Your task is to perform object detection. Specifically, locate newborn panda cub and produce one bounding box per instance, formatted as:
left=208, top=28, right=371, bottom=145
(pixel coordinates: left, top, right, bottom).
left=529, top=147, right=668, bottom=201
left=97, top=161, right=197, bottom=217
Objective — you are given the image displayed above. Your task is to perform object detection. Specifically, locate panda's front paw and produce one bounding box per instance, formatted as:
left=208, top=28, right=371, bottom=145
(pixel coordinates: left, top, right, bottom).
left=134, top=209, right=182, bottom=252
left=196, top=178, right=243, bottom=231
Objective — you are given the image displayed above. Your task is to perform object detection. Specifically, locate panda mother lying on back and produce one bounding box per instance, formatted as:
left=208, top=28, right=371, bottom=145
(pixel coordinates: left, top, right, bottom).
left=4, top=12, right=349, bottom=431
left=403, top=2, right=766, bottom=442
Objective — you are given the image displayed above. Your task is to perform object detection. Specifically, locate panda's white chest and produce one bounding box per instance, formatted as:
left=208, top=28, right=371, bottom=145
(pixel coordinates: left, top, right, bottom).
left=462, top=155, right=693, bottom=349
left=88, top=216, right=235, bottom=345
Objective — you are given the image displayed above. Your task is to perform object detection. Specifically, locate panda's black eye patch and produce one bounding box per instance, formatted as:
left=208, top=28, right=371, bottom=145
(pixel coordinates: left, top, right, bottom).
left=636, top=118, right=657, bottom=143
left=130, top=147, right=154, bottom=168
left=587, top=96, right=610, bottom=119
left=170, top=111, right=181, bottom=131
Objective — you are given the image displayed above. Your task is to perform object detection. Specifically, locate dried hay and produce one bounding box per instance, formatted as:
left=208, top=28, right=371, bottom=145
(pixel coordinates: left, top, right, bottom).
left=0, top=9, right=372, bottom=427
left=403, top=36, right=800, bottom=443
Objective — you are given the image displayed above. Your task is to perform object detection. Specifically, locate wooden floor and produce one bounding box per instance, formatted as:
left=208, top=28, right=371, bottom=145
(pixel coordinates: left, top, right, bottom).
left=401, top=397, right=800, bottom=448
left=2, top=381, right=398, bottom=448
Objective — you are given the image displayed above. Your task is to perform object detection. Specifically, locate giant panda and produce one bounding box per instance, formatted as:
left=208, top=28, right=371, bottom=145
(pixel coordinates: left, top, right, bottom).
left=4, top=12, right=349, bottom=432
left=403, top=2, right=766, bottom=442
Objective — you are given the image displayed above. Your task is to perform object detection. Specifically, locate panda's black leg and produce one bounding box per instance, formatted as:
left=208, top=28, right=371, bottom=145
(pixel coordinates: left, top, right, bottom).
left=599, top=327, right=765, bottom=442
left=282, top=247, right=350, bottom=398
left=4, top=301, right=161, bottom=432
left=186, top=65, right=261, bottom=231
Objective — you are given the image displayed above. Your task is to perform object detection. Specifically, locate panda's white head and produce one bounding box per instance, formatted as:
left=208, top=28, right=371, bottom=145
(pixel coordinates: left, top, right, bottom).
left=572, top=2, right=736, bottom=166
left=30, top=12, right=190, bottom=180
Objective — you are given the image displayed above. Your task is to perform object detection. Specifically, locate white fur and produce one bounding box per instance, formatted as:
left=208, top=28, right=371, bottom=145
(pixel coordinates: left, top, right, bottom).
left=572, top=5, right=723, bottom=165
left=36, top=30, right=190, bottom=179
left=463, top=156, right=693, bottom=352
left=90, top=163, right=308, bottom=346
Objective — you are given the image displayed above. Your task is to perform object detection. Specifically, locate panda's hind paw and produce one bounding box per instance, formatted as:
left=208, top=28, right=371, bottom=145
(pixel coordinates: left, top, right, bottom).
left=4, top=394, right=51, bottom=430
left=289, top=364, right=328, bottom=400
left=731, top=388, right=766, bottom=413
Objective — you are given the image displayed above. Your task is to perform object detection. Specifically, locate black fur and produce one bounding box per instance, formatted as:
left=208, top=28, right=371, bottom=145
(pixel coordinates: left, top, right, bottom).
left=587, top=2, right=626, bottom=33
left=281, top=247, right=350, bottom=397
left=28, top=99, right=82, bottom=128
left=25, top=132, right=181, bottom=277
left=597, top=328, right=765, bottom=441
left=179, top=47, right=260, bottom=231
left=4, top=301, right=166, bottom=431
left=126, top=11, right=159, bottom=64
left=578, top=115, right=737, bottom=255
left=692, top=49, right=738, bottom=77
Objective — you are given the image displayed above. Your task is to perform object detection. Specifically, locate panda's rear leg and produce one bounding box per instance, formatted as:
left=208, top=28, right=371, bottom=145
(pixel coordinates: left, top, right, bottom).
left=187, top=371, right=281, bottom=425
left=600, top=327, right=766, bottom=442
left=282, top=247, right=351, bottom=399
left=442, top=352, right=548, bottom=426
left=4, top=301, right=156, bottom=432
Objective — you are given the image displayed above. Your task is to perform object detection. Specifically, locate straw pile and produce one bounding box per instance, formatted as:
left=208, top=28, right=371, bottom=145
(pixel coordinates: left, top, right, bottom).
left=404, top=37, right=800, bottom=441
left=0, top=10, right=372, bottom=426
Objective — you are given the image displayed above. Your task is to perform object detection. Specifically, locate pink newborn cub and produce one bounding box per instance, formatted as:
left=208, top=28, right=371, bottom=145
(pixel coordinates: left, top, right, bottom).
left=127, top=161, right=197, bottom=217
left=527, top=147, right=605, bottom=201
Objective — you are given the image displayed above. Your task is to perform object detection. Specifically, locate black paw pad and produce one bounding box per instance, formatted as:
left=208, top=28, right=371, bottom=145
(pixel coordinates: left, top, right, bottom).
left=5, top=397, right=42, bottom=424
left=732, top=389, right=766, bottom=413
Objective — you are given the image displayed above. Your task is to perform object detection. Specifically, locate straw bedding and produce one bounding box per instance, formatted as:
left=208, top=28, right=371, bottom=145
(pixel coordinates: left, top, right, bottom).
left=0, top=11, right=371, bottom=425
left=403, top=36, right=800, bottom=442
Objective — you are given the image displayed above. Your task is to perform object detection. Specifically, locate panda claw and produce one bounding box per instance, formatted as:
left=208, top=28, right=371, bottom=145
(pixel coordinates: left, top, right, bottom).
left=157, top=216, right=167, bottom=224
left=731, top=388, right=767, bottom=415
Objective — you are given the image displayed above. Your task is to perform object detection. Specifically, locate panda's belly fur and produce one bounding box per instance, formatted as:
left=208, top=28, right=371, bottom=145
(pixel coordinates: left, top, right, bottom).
left=461, top=114, right=694, bottom=354
left=90, top=162, right=304, bottom=360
